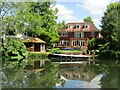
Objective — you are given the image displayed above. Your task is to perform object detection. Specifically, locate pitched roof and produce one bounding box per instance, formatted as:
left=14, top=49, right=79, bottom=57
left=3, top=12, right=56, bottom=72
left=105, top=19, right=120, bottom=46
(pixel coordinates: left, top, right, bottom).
left=59, top=22, right=99, bottom=32
left=23, top=38, right=46, bottom=43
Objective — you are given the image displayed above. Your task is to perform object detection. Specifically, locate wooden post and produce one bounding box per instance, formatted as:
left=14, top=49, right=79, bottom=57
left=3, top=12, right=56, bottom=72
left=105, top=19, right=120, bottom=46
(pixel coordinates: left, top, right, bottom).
left=43, top=44, right=45, bottom=52
left=32, top=43, right=34, bottom=52
left=40, top=44, right=42, bottom=52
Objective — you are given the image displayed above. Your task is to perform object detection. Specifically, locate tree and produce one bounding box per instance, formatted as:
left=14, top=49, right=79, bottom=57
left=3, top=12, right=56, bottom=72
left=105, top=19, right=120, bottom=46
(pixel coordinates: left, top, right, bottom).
left=1, top=2, right=60, bottom=46
left=57, top=20, right=66, bottom=29
left=0, top=2, right=17, bottom=40
left=100, top=2, right=120, bottom=51
left=22, top=2, right=59, bottom=46
left=84, top=16, right=94, bottom=23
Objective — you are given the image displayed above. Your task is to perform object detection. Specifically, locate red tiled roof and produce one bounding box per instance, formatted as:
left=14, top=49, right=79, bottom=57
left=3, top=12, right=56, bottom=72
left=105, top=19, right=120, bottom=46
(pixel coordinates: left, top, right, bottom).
left=59, top=22, right=99, bottom=32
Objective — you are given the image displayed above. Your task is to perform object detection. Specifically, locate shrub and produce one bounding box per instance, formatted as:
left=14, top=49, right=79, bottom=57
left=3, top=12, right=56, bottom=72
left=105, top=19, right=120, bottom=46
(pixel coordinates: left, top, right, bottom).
left=98, top=50, right=120, bottom=59
left=28, top=52, right=51, bottom=59
left=88, top=38, right=106, bottom=50
left=1, top=38, right=29, bottom=60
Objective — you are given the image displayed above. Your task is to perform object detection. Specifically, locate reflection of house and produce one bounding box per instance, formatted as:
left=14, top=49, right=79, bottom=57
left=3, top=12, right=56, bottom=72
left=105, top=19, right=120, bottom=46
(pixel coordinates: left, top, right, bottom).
left=61, top=72, right=96, bottom=82
left=58, top=22, right=99, bottom=52
left=59, top=63, right=97, bottom=82
left=23, top=38, right=46, bottom=52
left=24, top=60, right=46, bottom=73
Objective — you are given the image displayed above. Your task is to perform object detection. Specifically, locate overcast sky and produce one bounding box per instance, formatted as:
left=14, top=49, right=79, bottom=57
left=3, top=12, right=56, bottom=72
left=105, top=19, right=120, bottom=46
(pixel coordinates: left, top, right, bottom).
left=54, top=0, right=119, bottom=28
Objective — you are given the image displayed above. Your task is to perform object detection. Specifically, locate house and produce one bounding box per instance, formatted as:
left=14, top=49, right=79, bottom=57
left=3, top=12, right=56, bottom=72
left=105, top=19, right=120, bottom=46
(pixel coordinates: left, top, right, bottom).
left=58, top=22, right=99, bottom=52
left=23, top=38, right=46, bottom=52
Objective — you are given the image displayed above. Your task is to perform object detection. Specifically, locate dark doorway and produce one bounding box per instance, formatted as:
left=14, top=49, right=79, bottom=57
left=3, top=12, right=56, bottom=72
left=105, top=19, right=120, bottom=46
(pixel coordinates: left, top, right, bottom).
left=24, top=42, right=32, bottom=48
left=34, top=43, right=40, bottom=51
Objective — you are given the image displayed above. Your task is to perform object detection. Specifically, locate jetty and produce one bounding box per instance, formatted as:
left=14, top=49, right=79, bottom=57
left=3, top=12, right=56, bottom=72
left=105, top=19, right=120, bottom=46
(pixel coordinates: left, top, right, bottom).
left=48, top=54, right=90, bottom=60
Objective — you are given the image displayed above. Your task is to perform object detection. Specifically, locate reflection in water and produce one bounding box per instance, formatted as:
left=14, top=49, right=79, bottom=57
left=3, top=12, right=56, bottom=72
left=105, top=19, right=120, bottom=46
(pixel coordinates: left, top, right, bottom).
left=24, top=60, right=46, bottom=73
left=59, top=63, right=97, bottom=82
left=56, top=63, right=102, bottom=88
left=2, top=59, right=119, bottom=88
left=2, top=60, right=64, bottom=88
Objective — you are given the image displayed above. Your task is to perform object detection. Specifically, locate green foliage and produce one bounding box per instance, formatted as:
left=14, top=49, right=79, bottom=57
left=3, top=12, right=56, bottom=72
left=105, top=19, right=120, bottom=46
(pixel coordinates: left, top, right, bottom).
left=88, top=38, right=120, bottom=59
left=1, top=2, right=60, bottom=46
left=57, top=20, right=66, bottom=29
left=2, top=60, right=65, bottom=88
left=28, top=52, right=51, bottom=59
left=2, top=59, right=29, bottom=69
left=46, top=48, right=84, bottom=54
left=88, top=2, right=120, bottom=59
left=87, top=60, right=119, bottom=88
left=84, top=16, right=94, bottom=23
left=46, top=48, right=61, bottom=53
left=88, top=38, right=106, bottom=51
left=98, top=50, right=120, bottom=59
left=20, top=2, right=59, bottom=46
left=100, top=2, right=120, bottom=51
left=2, top=38, right=29, bottom=61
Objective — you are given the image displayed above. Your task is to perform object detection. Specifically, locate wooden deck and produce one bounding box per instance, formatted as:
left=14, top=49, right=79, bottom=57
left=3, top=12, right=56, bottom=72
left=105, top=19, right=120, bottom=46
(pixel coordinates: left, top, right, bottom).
left=52, top=61, right=91, bottom=65
left=49, top=54, right=90, bottom=60
left=60, top=61, right=83, bottom=64
left=51, top=54, right=89, bottom=58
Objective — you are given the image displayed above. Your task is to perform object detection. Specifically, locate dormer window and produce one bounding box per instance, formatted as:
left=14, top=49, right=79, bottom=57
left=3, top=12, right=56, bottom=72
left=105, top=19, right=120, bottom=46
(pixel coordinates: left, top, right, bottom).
left=91, top=32, right=95, bottom=36
left=76, top=24, right=80, bottom=29
left=66, top=24, right=72, bottom=29
left=61, top=32, right=68, bottom=37
left=84, top=24, right=89, bottom=28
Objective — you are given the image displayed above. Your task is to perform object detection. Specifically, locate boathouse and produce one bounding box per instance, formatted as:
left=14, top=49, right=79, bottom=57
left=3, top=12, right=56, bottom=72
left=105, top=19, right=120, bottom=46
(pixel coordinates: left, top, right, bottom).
left=23, top=38, right=46, bottom=52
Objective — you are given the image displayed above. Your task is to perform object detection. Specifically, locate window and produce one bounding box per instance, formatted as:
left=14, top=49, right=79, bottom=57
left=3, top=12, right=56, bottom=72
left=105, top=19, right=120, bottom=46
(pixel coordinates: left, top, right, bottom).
left=60, top=40, right=69, bottom=46
left=72, top=40, right=85, bottom=46
left=91, top=32, right=95, bottom=36
left=76, top=24, right=80, bottom=29
left=84, top=24, right=89, bottom=28
left=84, top=75, right=89, bottom=79
left=66, top=24, right=72, bottom=29
left=74, top=32, right=84, bottom=38
left=61, top=32, right=68, bottom=37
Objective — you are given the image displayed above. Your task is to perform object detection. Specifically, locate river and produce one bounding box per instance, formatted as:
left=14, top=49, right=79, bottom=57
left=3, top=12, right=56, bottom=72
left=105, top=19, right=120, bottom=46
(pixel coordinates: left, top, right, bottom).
left=1, top=59, right=119, bottom=89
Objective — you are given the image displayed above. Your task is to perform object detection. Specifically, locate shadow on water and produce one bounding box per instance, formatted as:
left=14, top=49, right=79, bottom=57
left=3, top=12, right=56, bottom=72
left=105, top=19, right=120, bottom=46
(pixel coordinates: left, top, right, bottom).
left=2, top=58, right=120, bottom=89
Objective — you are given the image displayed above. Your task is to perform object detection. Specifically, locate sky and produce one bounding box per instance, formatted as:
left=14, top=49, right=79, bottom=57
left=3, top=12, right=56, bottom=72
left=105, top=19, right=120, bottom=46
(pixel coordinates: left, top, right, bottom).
left=56, top=74, right=104, bottom=88
left=54, top=0, right=119, bottom=29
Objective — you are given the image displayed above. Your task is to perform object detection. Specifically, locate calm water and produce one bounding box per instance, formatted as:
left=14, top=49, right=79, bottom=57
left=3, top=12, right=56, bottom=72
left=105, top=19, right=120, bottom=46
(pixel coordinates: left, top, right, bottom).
left=2, top=59, right=119, bottom=89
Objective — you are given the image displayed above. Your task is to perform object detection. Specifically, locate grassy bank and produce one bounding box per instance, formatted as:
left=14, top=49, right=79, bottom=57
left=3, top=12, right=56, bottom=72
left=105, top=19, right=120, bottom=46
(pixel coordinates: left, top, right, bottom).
left=46, top=48, right=84, bottom=54
left=28, top=52, right=52, bottom=59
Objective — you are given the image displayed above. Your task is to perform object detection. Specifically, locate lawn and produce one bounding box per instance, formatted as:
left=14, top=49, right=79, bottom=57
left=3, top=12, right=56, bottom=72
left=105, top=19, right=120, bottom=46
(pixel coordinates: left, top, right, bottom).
left=46, top=48, right=84, bottom=53
left=60, top=50, right=84, bottom=53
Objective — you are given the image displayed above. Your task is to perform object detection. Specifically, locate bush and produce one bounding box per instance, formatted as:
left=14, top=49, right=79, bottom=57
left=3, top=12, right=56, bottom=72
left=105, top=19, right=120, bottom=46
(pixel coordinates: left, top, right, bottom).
left=28, top=52, right=51, bottom=59
left=98, top=50, right=120, bottom=59
left=88, top=38, right=106, bottom=50
left=1, top=38, right=29, bottom=60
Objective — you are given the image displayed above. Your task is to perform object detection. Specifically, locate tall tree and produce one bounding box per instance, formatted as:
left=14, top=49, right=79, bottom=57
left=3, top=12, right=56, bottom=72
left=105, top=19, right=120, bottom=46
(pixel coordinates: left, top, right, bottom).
left=57, top=20, right=66, bottom=29
left=1, top=2, right=60, bottom=46
left=17, top=2, right=59, bottom=46
left=100, top=2, right=120, bottom=51
left=0, top=2, right=17, bottom=40
left=83, top=16, right=94, bottom=23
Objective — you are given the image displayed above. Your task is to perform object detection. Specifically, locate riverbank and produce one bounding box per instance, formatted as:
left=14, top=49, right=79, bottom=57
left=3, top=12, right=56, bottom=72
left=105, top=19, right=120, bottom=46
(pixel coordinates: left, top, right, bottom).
left=28, top=51, right=96, bottom=61
left=28, top=52, right=52, bottom=59
left=27, top=51, right=120, bottom=61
